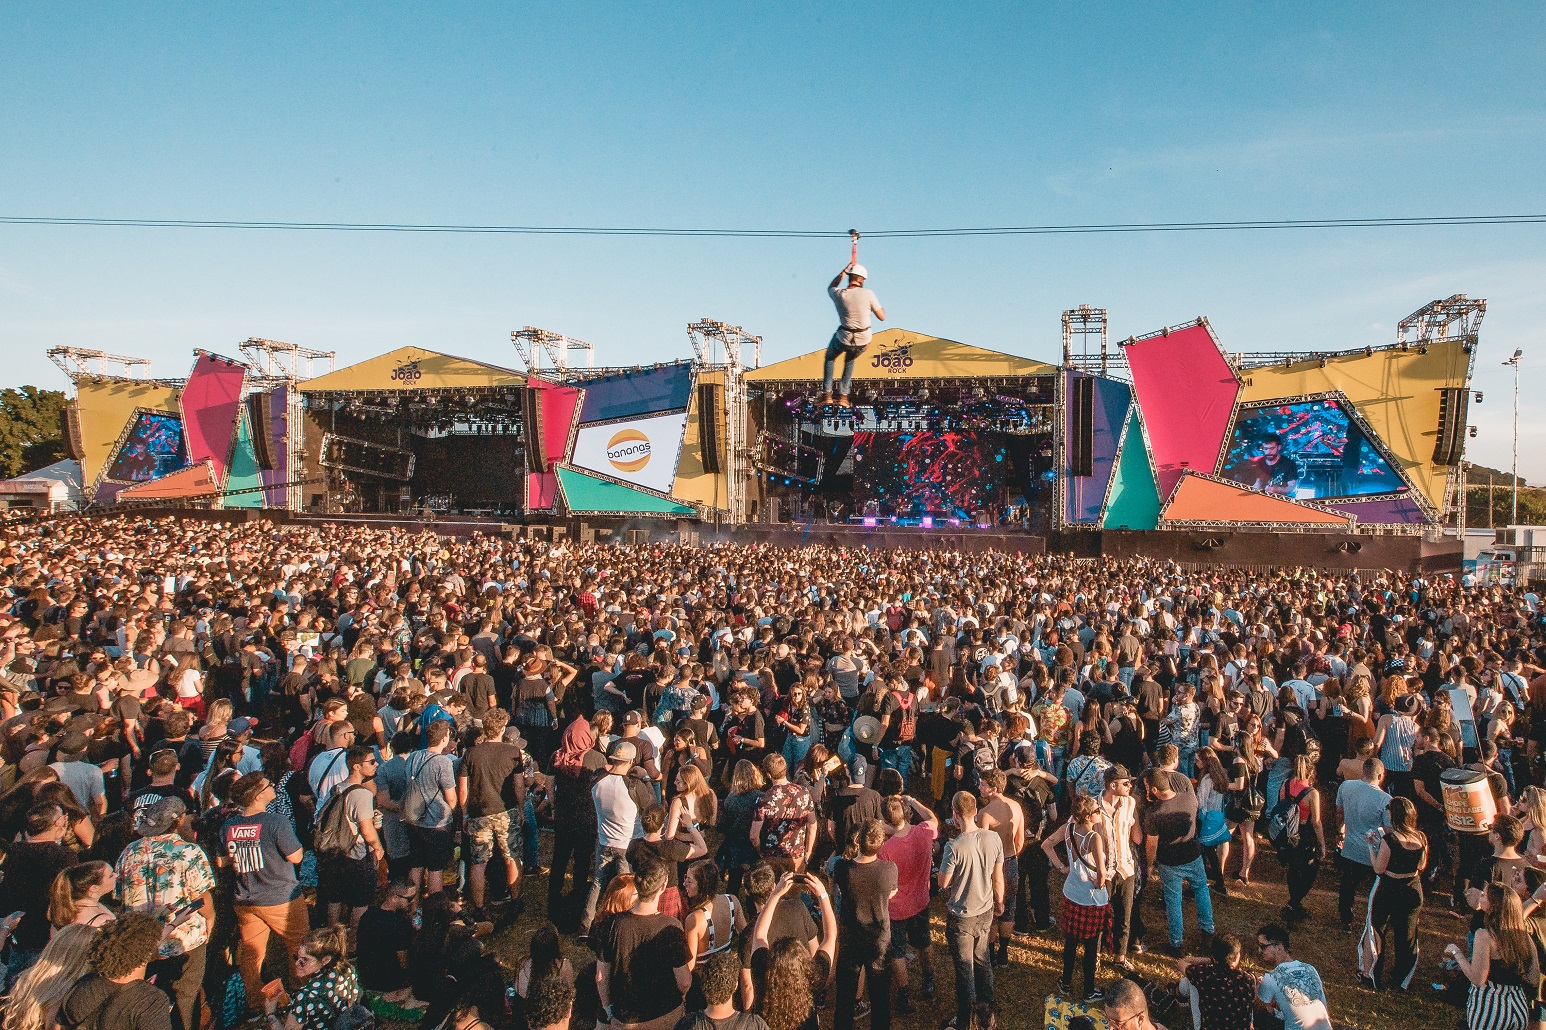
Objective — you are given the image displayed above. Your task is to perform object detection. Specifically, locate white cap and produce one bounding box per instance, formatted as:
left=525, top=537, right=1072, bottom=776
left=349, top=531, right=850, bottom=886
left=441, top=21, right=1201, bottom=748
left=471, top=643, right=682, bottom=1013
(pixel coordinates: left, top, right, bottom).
left=849, top=264, right=868, bottom=280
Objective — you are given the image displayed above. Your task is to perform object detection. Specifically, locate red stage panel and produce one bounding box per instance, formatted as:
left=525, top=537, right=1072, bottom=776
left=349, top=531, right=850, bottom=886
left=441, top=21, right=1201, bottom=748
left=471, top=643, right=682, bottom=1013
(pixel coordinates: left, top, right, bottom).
left=1161, top=473, right=1351, bottom=525
left=180, top=353, right=247, bottom=484
left=526, top=472, right=558, bottom=511
left=536, top=382, right=582, bottom=466
left=1124, top=324, right=1240, bottom=501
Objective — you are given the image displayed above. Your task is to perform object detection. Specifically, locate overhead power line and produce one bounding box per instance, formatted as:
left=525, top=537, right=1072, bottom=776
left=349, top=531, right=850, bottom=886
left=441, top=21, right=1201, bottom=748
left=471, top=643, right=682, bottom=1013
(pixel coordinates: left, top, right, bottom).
left=0, top=212, right=1543, bottom=238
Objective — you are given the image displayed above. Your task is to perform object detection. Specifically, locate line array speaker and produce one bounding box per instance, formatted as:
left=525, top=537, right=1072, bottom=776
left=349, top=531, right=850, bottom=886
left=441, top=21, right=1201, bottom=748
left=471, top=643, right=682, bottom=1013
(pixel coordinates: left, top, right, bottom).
left=1433, top=386, right=1469, bottom=466
left=1070, top=376, right=1094, bottom=477
left=698, top=382, right=723, bottom=474
left=246, top=392, right=277, bottom=471
left=522, top=387, right=547, bottom=470
left=60, top=403, right=84, bottom=461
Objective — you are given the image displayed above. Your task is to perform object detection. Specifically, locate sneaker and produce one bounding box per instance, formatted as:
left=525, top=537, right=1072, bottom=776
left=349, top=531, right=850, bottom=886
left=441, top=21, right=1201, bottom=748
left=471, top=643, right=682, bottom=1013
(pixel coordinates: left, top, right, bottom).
left=853, top=999, right=871, bottom=1019
left=919, top=977, right=935, bottom=1001
left=1056, top=981, right=1072, bottom=998
left=1165, top=942, right=1185, bottom=958
left=1132, top=940, right=1146, bottom=955
left=1083, top=989, right=1105, bottom=1004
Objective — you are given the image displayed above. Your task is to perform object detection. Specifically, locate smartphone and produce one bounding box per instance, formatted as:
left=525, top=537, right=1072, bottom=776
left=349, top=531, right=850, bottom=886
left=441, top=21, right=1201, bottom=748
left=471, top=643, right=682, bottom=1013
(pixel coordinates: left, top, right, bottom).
left=169, top=900, right=203, bottom=923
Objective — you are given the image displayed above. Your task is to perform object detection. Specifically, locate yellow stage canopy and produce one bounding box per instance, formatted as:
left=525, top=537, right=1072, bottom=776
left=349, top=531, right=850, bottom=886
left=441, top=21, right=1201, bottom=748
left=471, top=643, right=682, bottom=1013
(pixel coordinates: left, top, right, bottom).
left=1237, top=338, right=1470, bottom=506
left=299, top=346, right=525, bottom=393
left=744, top=329, right=1057, bottom=383
left=75, top=379, right=182, bottom=491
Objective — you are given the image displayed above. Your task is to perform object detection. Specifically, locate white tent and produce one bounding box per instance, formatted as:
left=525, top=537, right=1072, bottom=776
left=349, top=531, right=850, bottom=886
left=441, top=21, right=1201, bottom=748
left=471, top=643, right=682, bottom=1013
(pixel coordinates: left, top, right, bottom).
left=0, top=459, right=85, bottom=511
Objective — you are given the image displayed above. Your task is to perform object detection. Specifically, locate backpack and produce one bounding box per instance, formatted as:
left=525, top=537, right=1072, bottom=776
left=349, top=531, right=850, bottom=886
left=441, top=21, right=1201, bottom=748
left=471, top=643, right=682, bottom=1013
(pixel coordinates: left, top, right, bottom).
left=894, top=691, right=917, bottom=744
left=1266, top=783, right=1312, bottom=854
left=314, top=784, right=369, bottom=859
left=400, top=751, right=438, bottom=827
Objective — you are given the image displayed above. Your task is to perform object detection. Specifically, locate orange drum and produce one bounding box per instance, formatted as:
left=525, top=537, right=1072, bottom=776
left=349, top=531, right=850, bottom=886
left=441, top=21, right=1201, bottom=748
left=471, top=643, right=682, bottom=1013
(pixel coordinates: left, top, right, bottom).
left=1441, top=768, right=1497, bottom=833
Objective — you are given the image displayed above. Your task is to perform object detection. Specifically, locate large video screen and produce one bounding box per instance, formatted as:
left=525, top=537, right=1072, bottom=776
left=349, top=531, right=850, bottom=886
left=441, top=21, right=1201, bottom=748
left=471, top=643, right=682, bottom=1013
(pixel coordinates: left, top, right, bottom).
left=106, top=412, right=189, bottom=483
left=850, top=430, right=1025, bottom=517
left=1220, top=397, right=1406, bottom=500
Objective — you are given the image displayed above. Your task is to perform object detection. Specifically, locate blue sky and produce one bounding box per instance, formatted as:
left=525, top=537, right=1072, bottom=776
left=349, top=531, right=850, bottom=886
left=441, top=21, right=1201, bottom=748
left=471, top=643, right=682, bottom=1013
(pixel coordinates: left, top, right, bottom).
left=3, top=3, right=1544, bottom=482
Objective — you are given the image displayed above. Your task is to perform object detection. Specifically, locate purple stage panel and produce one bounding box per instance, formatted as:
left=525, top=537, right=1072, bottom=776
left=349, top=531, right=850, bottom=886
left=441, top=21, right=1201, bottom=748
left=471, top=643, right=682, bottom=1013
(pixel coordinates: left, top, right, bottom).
left=1125, top=324, right=1240, bottom=502
left=576, top=364, right=694, bottom=424
left=1325, top=493, right=1429, bottom=525
left=1064, top=371, right=1131, bottom=524
left=261, top=385, right=290, bottom=506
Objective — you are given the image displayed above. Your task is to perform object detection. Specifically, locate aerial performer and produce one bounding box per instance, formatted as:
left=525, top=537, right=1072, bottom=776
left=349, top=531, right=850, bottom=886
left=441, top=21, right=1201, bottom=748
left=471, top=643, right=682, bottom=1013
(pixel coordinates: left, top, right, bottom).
left=821, top=229, right=885, bottom=407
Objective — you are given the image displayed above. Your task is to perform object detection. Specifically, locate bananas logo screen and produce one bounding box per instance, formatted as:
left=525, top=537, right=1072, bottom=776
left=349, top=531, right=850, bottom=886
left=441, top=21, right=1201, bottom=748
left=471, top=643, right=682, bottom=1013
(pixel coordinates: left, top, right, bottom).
left=571, top=410, right=689, bottom=494
left=606, top=429, right=651, bottom=472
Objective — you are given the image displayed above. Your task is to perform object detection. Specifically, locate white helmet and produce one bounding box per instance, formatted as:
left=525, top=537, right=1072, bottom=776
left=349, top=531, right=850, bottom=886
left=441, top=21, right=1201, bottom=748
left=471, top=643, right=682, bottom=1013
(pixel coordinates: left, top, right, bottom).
left=849, top=264, right=868, bottom=280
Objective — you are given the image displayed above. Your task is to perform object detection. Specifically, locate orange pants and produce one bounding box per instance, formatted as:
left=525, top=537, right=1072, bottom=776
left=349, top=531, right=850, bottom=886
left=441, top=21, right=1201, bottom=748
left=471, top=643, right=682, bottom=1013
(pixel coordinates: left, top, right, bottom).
left=235, top=898, right=309, bottom=1007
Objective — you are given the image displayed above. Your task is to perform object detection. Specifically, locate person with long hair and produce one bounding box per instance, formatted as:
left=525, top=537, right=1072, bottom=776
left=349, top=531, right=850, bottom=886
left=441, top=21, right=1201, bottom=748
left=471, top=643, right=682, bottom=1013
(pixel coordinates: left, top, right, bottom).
left=716, top=760, right=765, bottom=896
left=671, top=763, right=720, bottom=835
left=1225, top=731, right=1264, bottom=886
left=1194, top=746, right=1234, bottom=895
left=514, top=921, right=573, bottom=1007
left=1, top=923, right=97, bottom=1030
left=1042, top=794, right=1108, bottom=1002
left=264, top=925, right=362, bottom=1030
left=1278, top=753, right=1326, bottom=925
left=749, top=872, right=838, bottom=1030
left=46, top=860, right=116, bottom=929
left=1447, top=883, right=1539, bottom=1030
left=1367, top=796, right=1427, bottom=990
left=682, top=859, right=746, bottom=969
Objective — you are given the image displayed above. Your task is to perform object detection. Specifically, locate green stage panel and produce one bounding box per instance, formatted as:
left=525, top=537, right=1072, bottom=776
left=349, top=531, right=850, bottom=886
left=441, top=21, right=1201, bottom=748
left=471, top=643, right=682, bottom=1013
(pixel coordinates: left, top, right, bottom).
left=556, top=467, right=696, bottom=516
left=223, top=411, right=266, bottom=509
left=1102, top=412, right=1161, bottom=530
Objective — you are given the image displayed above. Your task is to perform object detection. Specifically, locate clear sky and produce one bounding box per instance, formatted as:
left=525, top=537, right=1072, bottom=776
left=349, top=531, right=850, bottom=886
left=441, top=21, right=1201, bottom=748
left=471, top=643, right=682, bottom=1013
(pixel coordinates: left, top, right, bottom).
left=3, top=3, right=1544, bottom=482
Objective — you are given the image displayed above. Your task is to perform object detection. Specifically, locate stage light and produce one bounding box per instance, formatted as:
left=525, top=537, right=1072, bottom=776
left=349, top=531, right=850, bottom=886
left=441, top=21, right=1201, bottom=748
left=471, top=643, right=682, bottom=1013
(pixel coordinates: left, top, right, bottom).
left=921, top=516, right=934, bottom=528
left=862, top=517, right=877, bottom=527
left=1475, top=392, right=1483, bottom=403
left=1469, top=426, right=1478, bottom=438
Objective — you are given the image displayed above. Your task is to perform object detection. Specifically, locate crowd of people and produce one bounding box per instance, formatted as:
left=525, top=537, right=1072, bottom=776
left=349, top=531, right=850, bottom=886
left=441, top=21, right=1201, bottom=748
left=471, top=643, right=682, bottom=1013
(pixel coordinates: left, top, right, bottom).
left=0, top=513, right=1540, bottom=1030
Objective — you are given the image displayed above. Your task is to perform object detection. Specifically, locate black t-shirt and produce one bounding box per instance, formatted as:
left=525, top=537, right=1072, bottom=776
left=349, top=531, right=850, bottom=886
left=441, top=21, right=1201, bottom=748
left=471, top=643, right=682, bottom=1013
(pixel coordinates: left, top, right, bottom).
left=126, top=783, right=195, bottom=820
left=0, top=839, right=75, bottom=948
left=461, top=741, right=525, bottom=817
left=729, top=712, right=765, bottom=756
left=680, top=717, right=719, bottom=754
left=58, top=973, right=173, bottom=1030
left=876, top=691, right=905, bottom=748
left=597, top=911, right=692, bottom=1024
left=1412, top=749, right=1455, bottom=818
left=676, top=1011, right=770, bottom=1030
left=832, top=856, right=897, bottom=961
left=461, top=673, right=499, bottom=717
left=614, top=670, right=654, bottom=712
left=626, top=836, right=693, bottom=889
left=356, top=905, right=414, bottom=992
left=828, top=787, right=884, bottom=853
left=1144, top=793, right=1201, bottom=867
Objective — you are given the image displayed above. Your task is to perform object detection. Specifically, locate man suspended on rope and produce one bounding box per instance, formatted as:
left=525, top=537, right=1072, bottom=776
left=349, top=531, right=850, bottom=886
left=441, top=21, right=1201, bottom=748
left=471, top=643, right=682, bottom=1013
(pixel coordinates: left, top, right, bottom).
left=821, top=243, right=885, bottom=407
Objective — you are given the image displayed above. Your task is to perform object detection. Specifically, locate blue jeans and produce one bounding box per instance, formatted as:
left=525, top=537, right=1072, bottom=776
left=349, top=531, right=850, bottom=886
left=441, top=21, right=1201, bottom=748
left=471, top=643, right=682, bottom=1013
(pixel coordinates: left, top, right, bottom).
left=822, top=333, right=865, bottom=396
left=1156, top=857, right=1215, bottom=946
left=878, top=745, right=913, bottom=781
left=945, top=911, right=995, bottom=1030
left=579, top=844, right=630, bottom=936
left=784, top=732, right=815, bottom=767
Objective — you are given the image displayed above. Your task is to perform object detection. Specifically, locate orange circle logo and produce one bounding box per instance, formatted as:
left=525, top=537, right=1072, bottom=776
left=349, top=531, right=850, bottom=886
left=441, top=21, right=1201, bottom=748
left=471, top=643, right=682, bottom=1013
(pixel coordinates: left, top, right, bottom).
left=606, top=428, right=651, bottom=473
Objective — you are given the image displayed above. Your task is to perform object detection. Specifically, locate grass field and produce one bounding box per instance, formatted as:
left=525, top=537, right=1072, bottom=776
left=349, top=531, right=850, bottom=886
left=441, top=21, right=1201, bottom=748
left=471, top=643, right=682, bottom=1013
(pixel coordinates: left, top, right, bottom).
left=468, top=832, right=1468, bottom=1030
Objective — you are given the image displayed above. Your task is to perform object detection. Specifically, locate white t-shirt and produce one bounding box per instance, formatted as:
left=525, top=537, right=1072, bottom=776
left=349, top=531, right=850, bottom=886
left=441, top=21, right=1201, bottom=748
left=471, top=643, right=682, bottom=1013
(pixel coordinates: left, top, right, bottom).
left=829, top=285, right=883, bottom=331
left=594, top=772, right=641, bottom=851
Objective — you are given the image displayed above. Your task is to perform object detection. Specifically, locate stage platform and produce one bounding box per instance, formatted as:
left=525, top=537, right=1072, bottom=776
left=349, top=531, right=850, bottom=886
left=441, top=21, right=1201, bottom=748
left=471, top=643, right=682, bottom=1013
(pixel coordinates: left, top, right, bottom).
left=722, top=522, right=1048, bottom=553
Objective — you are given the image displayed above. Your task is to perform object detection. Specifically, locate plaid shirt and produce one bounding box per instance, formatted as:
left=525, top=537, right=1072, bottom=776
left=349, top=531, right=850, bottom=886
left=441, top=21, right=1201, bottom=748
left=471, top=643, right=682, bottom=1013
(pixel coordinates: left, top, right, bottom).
left=116, top=833, right=215, bottom=957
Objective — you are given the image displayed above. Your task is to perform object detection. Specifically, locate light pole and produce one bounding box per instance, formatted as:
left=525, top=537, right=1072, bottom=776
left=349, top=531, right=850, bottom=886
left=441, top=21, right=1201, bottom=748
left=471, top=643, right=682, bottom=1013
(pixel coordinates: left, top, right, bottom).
left=1505, top=348, right=1523, bottom=526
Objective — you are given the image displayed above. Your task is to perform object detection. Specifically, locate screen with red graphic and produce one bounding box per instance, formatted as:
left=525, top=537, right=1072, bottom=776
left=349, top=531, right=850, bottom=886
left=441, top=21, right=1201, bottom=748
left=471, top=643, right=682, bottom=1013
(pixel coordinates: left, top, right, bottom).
left=849, top=431, right=1022, bottom=517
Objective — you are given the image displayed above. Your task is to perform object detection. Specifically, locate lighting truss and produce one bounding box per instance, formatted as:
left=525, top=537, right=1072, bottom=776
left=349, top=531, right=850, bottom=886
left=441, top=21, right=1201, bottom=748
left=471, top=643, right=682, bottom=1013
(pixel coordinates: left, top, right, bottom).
left=48, top=347, right=153, bottom=382
left=753, top=432, right=819, bottom=486
left=1062, top=305, right=1114, bottom=376
left=687, top=319, right=761, bottom=370
left=510, top=327, right=595, bottom=372
left=239, top=338, right=336, bottom=381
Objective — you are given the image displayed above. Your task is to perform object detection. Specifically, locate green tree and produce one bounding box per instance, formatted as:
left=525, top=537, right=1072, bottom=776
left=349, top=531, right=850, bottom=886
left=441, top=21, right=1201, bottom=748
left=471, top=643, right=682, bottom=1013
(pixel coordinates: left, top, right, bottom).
left=0, top=386, right=68, bottom=478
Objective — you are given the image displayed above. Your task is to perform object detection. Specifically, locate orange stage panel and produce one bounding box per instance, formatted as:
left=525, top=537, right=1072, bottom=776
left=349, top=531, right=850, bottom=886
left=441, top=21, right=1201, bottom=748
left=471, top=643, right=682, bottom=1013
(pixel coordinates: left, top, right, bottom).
left=116, top=460, right=220, bottom=501
left=1161, top=473, right=1352, bottom=525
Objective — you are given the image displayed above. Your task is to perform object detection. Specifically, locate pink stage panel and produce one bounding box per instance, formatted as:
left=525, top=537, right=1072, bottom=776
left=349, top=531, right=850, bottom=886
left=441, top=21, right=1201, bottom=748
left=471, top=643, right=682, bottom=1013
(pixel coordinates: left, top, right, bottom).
left=526, top=473, right=558, bottom=510
left=180, top=353, right=247, bottom=484
left=1124, top=324, right=1240, bottom=501
left=537, top=383, right=582, bottom=469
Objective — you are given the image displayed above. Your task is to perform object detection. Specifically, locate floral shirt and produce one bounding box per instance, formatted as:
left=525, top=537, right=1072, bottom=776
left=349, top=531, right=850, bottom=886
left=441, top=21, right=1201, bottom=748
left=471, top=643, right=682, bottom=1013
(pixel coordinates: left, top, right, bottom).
left=753, top=781, right=814, bottom=859
left=1030, top=697, right=1072, bottom=749
left=289, top=964, right=361, bottom=1030
left=115, top=833, right=216, bottom=957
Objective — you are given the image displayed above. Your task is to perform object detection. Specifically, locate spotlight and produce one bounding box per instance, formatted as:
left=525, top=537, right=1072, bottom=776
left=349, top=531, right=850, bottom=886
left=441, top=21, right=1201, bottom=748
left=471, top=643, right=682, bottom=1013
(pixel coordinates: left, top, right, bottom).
left=862, top=517, right=877, bottom=527
left=1475, top=392, right=1483, bottom=403
left=1469, top=426, right=1478, bottom=438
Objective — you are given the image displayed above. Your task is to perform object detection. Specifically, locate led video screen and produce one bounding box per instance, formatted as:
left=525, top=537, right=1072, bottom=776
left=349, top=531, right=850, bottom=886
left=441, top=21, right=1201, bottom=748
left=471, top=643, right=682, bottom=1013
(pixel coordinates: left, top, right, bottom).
left=1220, top=397, right=1406, bottom=500
left=105, top=412, right=190, bottom=483
left=850, top=430, right=1024, bottom=518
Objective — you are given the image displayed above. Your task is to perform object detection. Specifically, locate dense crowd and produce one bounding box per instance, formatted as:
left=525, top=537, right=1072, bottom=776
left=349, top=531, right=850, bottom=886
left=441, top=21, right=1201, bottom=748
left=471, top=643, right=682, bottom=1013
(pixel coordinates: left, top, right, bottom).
left=0, top=515, right=1541, bottom=1030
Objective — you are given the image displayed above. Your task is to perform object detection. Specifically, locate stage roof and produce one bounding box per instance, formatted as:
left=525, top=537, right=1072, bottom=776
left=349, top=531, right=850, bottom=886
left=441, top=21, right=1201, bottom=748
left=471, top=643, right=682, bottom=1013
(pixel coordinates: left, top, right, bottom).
left=299, top=346, right=525, bottom=393
left=744, top=329, right=1057, bottom=383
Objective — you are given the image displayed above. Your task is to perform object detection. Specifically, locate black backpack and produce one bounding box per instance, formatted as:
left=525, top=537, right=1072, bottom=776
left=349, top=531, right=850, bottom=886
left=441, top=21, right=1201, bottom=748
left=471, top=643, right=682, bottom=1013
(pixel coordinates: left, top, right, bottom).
left=1266, top=783, right=1312, bottom=854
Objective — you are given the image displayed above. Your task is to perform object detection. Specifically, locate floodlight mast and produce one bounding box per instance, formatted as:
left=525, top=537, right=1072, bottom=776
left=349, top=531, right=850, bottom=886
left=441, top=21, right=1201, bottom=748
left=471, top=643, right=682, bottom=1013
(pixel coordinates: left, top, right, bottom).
left=47, top=347, right=153, bottom=382
left=510, top=327, right=595, bottom=373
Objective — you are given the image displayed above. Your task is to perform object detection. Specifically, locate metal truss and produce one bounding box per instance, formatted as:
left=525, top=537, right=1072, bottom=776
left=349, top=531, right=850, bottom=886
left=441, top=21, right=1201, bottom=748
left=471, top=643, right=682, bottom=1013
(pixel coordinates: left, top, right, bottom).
left=48, top=347, right=153, bottom=382
left=1062, top=305, right=1111, bottom=374
left=687, top=319, right=761, bottom=370
left=239, top=338, right=336, bottom=381
left=510, top=327, right=595, bottom=373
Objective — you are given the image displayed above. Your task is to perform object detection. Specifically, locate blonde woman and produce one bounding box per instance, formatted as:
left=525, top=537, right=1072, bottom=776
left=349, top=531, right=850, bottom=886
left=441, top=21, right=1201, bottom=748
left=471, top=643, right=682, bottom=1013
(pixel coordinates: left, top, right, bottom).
left=1518, top=786, right=1546, bottom=869
left=669, top=763, right=719, bottom=834
left=2, top=924, right=97, bottom=1030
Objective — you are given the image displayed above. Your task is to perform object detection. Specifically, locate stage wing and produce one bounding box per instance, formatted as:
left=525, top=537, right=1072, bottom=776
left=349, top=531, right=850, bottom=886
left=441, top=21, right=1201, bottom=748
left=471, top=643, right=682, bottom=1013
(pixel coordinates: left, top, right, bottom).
left=1125, top=323, right=1241, bottom=502
left=180, top=353, right=247, bottom=484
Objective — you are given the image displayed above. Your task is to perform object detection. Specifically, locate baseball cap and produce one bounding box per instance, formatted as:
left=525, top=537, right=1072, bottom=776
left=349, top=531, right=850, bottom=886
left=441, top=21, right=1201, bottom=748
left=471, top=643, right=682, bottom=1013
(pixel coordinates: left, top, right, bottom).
left=607, top=739, right=638, bottom=764
left=622, top=710, right=643, bottom=727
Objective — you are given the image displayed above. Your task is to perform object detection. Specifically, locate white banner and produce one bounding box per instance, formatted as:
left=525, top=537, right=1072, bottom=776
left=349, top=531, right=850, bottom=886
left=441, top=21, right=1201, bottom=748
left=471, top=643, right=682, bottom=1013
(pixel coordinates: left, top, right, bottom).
left=570, top=411, right=689, bottom=494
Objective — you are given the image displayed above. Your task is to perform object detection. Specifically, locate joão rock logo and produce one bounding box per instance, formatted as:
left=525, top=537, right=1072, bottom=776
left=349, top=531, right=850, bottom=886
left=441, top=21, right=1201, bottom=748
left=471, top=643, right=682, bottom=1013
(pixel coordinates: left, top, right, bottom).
left=606, top=428, right=652, bottom=472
